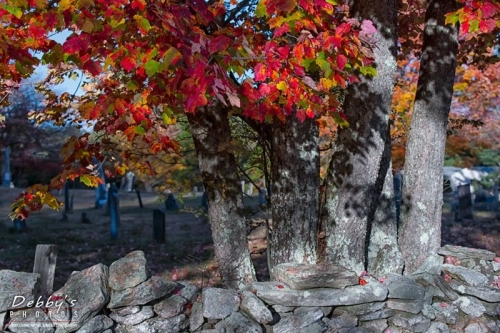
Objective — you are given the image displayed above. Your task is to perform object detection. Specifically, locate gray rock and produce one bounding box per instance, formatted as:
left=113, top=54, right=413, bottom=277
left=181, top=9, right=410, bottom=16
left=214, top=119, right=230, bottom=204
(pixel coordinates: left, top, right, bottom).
left=109, top=305, right=154, bottom=325
left=0, top=311, right=6, bottom=327
left=386, top=299, right=424, bottom=314
left=189, top=301, right=204, bottom=332
left=300, top=320, right=327, bottom=333
left=464, top=322, right=492, bottom=333
left=421, top=303, right=436, bottom=319
left=8, top=308, right=54, bottom=333
left=492, top=260, right=500, bottom=272
left=453, top=296, right=486, bottom=317
left=427, top=321, right=450, bottom=333
left=332, top=301, right=386, bottom=317
left=241, top=291, right=273, bottom=324
left=358, top=308, right=395, bottom=321
left=384, top=273, right=425, bottom=300
left=411, top=273, right=458, bottom=301
left=390, top=312, right=431, bottom=332
left=438, top=245, right=496, bottom=260
left=108, top=276, right=176, bottom=308
left=323, top=313, right=357, bottom=330
left=272, top=263, right=358, bottom=290
left=108, top=251, right=149, bottom=291
left=52, top=263, right=110, bottom=332
left=432, top=302, right=459, bottom=324
left=459, top=258, right=495, bottom=278
left=176, top=281, right=199, bottom=302
left=214, top=311, right=262, bottom=333
left=75, top=315, right=113, bottom=333
left=153, top=294, right=187, bottom=318
left=338, top=328, right=370, bottom=333
left=0, top=270, right=40, bottom=312
left=202, top=288, right=240, bottom=319
left=442, top=264, right=489, bottom=287
left=133, top=314, right=187, bottom=333
left=45, top=300, right=71, bottom=332
left=360, top=319, right=388, bottom=333
left=448, top=280, right=500, bottom=302
left=272, top=305, right=295, bottom=313
left=251, top=278, right=387, bottom=307
left=273, top=308, right=323, bottom=333
left=110, top=306, right=140, bottom=316
left=412, top=252, right=444, bottom=276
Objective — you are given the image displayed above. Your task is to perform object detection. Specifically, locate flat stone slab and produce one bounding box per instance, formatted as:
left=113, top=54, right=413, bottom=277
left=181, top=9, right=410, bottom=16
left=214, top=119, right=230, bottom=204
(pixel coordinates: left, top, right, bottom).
left=272, top=263, right=358, bottom=290
left=448, top=280, right=500, bottom=302
left=384, top=273, right=425, bottom=300
left=153, top=294, right=187, bottom=318
left=240, top=291, right=273, bottom=324
left=438, top=245, right=495, bottom=261
left=250, top=278, right=387, bottom=307
left=442, top=264, right=489, bottom=287
left=75, top=315, right=113, bottom=333
left=109, top=305, right=154, bottom=326
left=272, top=308, right=323, bottom=333
left=108, top=276, right=177, bottom=309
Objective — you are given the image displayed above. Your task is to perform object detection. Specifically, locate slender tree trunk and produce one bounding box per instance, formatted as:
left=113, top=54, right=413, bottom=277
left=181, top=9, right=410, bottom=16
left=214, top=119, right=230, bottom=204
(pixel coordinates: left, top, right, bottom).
left=269, top=115, right=319, bottom=269
left=399, top=0, right=459, bottom=274
left=322, top=0, right=400, bottom=274
left=187, top=106, right=256, bottom=289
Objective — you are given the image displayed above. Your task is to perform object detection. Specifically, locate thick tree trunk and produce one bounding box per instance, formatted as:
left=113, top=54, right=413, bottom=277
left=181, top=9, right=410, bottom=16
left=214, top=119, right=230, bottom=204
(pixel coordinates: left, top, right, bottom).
left=187, top=107, right=256, bottom=289
left=399, top=0, right=459, bottom=274
left=269, top=115, right=319, bottom=269
left=322, top=0, right=400, bottom=274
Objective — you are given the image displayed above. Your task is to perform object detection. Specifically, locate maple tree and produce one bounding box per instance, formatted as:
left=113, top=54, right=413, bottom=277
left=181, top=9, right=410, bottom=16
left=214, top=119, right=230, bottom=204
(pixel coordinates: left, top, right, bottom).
left=2, top=0, right=500, bottom=285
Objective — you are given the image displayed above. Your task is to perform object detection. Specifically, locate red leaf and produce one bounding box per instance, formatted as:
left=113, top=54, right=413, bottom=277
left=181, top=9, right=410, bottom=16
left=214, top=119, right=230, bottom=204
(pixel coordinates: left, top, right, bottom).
left=186, top=94, right=208, bottom=113
left=209, top=35, right=231, bottom=54
left=83, top=60, right=102, bottom=76
left=254, top=63, right=267, bottom=82
left=359, top=278, right=367, bottom=286
left=274, top=23, right=289, bottom=37
left=62, top=35, right=89, bottom=54
left=131, top=0, right=146, bottom=10
left=276, top=284, right=284, bottom=289
left=337, top=54, right=347, bottom=71
left=479, top=19, right=496, bottom=33
left=335, top=23, right=351, bottom=36
left=481, top=2, right=497, bottom=19
left=121, top=56, right=136, bottom=72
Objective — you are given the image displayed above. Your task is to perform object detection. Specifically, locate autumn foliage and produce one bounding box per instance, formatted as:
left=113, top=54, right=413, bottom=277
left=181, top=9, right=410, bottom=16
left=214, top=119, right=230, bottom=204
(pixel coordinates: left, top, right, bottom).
left=1, top=0, right=499, bottom=219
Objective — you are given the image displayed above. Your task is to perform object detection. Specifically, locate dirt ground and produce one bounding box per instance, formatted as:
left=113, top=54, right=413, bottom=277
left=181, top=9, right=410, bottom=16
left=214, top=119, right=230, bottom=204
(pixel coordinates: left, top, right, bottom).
left=0, top=188, right=498, bottom=291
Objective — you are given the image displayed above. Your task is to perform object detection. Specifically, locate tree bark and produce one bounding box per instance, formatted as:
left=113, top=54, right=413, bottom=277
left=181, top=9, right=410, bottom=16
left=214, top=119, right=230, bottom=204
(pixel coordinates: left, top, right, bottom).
left=322, top=0, right=400, bottom=274
left=269, top=115, right=319, bottom=269
left=399, top=0, right=459, bottom=274
left=187, top=106, right=256, bottom=289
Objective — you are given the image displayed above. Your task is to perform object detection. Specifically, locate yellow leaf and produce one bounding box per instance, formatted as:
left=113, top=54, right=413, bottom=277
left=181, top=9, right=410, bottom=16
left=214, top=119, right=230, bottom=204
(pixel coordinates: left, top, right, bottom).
left=59, top=0, right=72, bottom=12
left=276, top=81, right=287, bottom=92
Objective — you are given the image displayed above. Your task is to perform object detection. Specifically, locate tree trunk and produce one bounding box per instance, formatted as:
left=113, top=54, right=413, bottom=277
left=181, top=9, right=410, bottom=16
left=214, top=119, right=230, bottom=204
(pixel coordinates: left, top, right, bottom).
left=399, top=0, right=459, bottom=274
left=322, top=0, right=400, bottom=274
left=269, top=115, right=319, bottom=269
left=187, top=106, right=256, bottom=289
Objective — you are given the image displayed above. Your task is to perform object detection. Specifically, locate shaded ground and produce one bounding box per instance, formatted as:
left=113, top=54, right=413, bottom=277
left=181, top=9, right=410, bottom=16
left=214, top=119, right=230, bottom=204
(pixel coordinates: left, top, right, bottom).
left=0, top=188, right=498, bottom=292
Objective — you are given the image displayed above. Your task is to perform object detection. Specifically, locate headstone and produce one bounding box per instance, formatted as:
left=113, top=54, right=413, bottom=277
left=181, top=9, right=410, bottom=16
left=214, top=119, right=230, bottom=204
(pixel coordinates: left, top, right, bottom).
left=153, top=209, right=166, bottom=243
left=193, top=186, right=198, bottom=197
left=94, top=158, right=107, bottom=208
left=259, top=188, right=267, bottom=207
left=136, top=189, right=143, bottom=208
left=3, top=146, right=11, bottom=187
left=108, top=183, right=120, bottom=240
left=457, top=184, right=473, bottom=221
left=33, top=244, right=58, bottom=297
left=13, top=217, right=27, bottom=231
left=165, top=193, right=179, bottom=211
left=247, top=182, right=254, bottom=196
left=126, top=171, right=135, bottom=192
left=81, top=212, right=91, bottom=223
left=201, top=192, right=208, bottom=212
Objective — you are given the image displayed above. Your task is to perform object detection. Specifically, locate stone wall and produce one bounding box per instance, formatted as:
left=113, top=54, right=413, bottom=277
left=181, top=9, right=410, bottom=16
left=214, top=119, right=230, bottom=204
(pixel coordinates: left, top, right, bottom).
left=1, top=245, right=499, bottom=333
